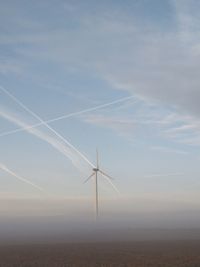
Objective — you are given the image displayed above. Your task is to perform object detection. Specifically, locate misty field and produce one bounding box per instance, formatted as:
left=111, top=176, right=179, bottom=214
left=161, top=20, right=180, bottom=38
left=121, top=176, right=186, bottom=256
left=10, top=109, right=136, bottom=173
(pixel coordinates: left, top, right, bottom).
left=0, top=241, right=200, bottom=267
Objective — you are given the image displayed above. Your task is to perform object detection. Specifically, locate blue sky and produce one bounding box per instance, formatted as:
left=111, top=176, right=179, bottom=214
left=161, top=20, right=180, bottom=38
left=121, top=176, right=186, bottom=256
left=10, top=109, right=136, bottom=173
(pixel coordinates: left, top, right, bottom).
left=1, top=0, right=200, bottom=223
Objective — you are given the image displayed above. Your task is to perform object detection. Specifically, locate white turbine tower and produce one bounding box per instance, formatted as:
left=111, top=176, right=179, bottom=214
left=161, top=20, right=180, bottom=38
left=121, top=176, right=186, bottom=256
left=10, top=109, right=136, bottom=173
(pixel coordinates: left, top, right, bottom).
left=84, top=149, right=117, bottom=220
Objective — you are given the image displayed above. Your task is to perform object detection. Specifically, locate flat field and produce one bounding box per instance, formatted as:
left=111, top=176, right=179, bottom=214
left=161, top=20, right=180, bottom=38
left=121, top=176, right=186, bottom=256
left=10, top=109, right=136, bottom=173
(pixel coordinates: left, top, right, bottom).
left=0, top=241, right=200, bottom=267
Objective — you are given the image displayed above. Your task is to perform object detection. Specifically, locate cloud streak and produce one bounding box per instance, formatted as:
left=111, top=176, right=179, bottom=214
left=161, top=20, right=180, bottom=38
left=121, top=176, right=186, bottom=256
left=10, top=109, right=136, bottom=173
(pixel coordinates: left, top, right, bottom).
left=144, top=173, right=184, bottom=178
left=1, top=1, right=200, bottom=125
left=1, top=1, right=200, bottom=118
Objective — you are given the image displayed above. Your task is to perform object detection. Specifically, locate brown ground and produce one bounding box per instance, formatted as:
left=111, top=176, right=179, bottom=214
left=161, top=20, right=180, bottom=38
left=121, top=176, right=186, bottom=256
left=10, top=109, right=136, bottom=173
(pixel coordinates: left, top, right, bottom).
left=0, top=241, right=200, bottom=267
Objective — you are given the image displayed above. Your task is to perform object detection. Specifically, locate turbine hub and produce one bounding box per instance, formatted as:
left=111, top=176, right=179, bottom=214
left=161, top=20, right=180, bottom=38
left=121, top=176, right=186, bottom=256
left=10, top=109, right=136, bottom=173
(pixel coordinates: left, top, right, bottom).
left=93, top=168, right=99, bottom=172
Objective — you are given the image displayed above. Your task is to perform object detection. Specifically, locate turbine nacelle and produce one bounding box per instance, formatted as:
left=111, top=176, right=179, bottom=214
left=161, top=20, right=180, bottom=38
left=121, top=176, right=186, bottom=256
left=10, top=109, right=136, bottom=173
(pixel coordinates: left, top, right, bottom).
left=83, top=149, right=118, bottom=220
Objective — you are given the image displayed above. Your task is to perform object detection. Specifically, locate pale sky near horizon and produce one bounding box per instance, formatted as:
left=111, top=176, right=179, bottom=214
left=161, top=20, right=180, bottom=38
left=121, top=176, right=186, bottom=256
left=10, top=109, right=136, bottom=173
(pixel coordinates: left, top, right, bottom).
left=1, top=0, right=200, bottom=221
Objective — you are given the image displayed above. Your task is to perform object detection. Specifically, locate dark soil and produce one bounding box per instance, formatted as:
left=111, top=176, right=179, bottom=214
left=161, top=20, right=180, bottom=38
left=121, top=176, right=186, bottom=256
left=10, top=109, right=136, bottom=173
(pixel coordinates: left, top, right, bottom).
left=0, top=241, right=200, bottom=267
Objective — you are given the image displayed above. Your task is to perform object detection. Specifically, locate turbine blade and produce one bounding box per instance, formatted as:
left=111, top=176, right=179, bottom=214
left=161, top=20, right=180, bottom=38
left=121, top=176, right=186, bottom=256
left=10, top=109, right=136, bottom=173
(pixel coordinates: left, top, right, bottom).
left=96, top=148, right=99, bottom=169
left=99, top=170, right=115, bottom=180
left=100, top=173, right=120, bottom=194
left=83, top=172, right=95, bottom=184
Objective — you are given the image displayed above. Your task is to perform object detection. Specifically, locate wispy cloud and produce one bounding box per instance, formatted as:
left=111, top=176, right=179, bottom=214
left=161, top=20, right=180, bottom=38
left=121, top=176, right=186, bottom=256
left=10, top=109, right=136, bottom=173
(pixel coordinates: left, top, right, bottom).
left=144, top=173, right=184, bottom=178
left=81, top=95, right=200, bottom=149
left=151, top=145, right=188, bottom=155
left=0, top=59, right=24, bottom=75
left=1, top=0, right=200, bottom=119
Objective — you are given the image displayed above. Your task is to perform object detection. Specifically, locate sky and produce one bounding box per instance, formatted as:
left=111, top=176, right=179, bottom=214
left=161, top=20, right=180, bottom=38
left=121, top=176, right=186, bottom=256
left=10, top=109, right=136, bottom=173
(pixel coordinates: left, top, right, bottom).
left=1, top=0, right=200, bottom=226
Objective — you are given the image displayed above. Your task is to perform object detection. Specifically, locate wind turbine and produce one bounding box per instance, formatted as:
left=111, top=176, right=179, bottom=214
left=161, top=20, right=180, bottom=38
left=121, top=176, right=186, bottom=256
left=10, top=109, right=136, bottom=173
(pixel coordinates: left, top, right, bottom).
left=84, top=149, right=118, bottom=220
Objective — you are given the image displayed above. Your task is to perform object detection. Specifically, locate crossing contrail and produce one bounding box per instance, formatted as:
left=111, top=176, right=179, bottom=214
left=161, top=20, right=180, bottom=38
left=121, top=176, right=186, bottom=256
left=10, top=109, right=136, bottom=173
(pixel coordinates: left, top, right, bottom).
left=0, top=92, right=136, bottom=138
left=0, top=108, right=87, bottom=172
left=0, top=108, right=121, bottom=195
left=0, top=163, right=43, bottom=191
left=0, top=85, right=95, bottom=168
left=0, top=86, right=121, bottom=199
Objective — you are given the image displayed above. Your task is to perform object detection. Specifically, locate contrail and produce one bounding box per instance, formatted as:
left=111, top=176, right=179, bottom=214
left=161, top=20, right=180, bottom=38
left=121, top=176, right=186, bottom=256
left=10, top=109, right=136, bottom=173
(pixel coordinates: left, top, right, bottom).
left=0, top=163, right=43, bottom=191
left=144, top=173, right=184, bottom=178
left=0, top=108, right=86, bottom=172
left=0, top=86, right=121, bottom=192
left=0, top=94, right=136, bottom=138
left=0, top=85, right=95, bottom=168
